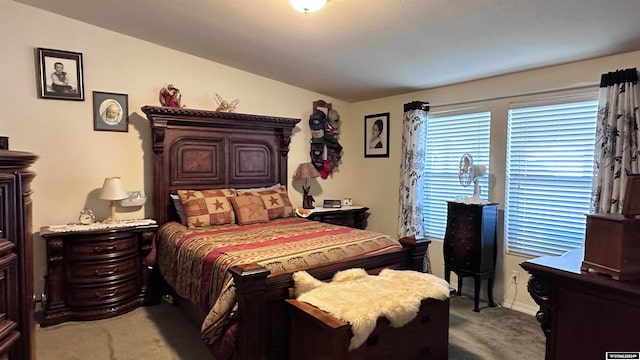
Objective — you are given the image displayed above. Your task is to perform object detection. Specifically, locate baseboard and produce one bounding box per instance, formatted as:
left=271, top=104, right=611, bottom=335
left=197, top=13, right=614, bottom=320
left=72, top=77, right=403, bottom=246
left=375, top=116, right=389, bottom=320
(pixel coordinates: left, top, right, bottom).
left=500, top=299, right=538, bottom=316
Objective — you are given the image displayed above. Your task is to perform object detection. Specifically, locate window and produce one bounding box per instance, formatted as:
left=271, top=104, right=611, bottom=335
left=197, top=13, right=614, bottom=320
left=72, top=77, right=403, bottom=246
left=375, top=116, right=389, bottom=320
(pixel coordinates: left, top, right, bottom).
left=505, top=99, right=598, bottom=257
left=422, top=109, right=491, bottom=239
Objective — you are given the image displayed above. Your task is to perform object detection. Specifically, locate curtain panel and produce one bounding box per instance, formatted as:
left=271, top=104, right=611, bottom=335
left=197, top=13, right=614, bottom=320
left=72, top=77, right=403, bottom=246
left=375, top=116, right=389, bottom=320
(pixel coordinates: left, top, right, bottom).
left=398, top=101, right=430, bottom=272
left=591, top=68, right=640, bottom=214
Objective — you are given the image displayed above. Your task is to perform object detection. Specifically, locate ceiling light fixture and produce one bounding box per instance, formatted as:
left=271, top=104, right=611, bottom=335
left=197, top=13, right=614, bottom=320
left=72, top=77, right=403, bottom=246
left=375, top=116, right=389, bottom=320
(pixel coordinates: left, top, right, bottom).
left=290, top=0, right=327, bottom=13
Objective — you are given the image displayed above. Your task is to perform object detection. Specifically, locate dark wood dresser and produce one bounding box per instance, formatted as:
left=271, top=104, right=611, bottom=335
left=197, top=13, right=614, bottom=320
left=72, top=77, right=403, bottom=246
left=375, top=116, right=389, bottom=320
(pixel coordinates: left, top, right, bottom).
left=40, top=223, right=157, bottom=326
left=0, top=149, right=37, bottom=360
left=443, top=201, right=498, bottom=312
left=521, top=249, right=640, bottom=360
left=306, top=206, right=369, bottom=229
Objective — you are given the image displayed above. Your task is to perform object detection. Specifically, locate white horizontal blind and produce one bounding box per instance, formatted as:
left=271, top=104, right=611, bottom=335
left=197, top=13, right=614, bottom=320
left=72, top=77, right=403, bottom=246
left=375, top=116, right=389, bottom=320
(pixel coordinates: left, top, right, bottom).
left=505, top=100, right=598, bottom=257
left=422, top=110, right=491, bottom=239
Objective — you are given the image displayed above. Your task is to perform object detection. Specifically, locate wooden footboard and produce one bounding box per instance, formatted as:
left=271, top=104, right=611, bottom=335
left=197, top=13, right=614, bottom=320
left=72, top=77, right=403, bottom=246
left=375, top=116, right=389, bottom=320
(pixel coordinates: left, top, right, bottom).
left=229, top=238, right=430, bottom=360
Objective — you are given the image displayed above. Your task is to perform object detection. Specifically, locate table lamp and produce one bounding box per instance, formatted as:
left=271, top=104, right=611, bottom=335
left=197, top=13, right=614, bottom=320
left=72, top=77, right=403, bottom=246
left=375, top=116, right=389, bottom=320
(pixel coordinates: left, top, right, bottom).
left=293, top=163, right=320, bottom=209
left=99, top=177, right=128, bottom=224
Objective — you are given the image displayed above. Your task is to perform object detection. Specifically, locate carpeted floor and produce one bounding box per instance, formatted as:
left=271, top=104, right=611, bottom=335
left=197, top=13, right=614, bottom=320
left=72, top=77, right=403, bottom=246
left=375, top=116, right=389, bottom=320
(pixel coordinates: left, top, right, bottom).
left=36, top=295, right=545, bottom=359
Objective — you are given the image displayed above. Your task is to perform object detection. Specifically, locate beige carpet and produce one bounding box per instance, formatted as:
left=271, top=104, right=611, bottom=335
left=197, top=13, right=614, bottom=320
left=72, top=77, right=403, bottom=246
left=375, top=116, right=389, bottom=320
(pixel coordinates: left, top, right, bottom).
left=36, top=295, right=545, bottom=359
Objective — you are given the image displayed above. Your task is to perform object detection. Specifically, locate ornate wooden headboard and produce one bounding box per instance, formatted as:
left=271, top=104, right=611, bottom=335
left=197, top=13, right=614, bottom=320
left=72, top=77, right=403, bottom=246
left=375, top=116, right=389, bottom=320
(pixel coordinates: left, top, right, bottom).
left=142, top=106, right=301, bottom=225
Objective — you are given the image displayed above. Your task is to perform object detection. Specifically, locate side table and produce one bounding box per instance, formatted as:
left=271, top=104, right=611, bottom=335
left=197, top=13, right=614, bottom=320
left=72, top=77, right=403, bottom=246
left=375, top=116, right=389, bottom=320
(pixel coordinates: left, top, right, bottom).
left=40, top=222, right=157, bottom=326
left=304, top=206, right=369, bottom=229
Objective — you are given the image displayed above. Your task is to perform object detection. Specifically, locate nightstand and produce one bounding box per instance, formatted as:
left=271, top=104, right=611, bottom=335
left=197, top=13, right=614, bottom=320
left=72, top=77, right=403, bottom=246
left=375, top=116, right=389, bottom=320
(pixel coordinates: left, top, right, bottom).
left=305, top=206, right=369, bottom=229
left=40, top=222, right=157, bottom=326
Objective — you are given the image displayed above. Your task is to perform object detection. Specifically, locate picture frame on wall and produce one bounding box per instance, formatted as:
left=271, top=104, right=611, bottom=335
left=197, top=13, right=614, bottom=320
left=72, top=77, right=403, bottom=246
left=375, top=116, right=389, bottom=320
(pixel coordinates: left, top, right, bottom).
left=364, top=112, right=390, bottom=158
left=36, top=47, right=84, bottom=101
left=93, top=91, right=129, bottom=132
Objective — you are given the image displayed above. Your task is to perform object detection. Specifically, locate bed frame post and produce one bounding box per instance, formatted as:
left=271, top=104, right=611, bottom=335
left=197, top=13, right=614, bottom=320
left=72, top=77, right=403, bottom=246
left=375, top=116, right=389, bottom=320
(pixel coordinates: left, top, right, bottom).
left=399, top=236, right=431, bottom=272
left=229, top=263, right=271, bottom=360
left=150, top=118, right=168, bottom=225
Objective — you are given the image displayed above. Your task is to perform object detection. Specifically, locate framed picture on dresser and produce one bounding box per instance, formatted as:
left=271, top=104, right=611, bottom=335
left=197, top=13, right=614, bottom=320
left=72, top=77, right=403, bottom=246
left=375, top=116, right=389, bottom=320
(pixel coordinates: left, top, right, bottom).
left=36, top=47, right=84, bottom=101
left=364, top=112, right=390, bottom=158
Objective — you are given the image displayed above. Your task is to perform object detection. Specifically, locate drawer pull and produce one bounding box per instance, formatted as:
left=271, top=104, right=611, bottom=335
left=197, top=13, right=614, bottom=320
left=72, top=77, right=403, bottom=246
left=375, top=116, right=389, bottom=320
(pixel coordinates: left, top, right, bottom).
left=94, top=267, right=118, bottom=276
left=95, top=289, right=118, bottom=299
left=93, top=245, right=118, bottom=253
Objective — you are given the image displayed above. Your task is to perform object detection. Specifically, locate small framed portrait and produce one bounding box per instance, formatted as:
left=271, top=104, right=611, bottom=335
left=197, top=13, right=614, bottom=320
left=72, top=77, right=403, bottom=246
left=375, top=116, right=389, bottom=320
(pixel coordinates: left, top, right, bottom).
left=364, top=112, right=390, bottom=158
left=93, top=91, right=128, bottom=132
left=36, top=48, right=84, bottom=101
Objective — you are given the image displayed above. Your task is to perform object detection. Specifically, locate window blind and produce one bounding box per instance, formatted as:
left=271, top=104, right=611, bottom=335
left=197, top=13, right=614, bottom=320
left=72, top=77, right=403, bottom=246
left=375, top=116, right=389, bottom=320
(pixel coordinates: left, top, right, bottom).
left=505, top=100, right=598, bottom=257
left=422, top=110, right=491, bottom=239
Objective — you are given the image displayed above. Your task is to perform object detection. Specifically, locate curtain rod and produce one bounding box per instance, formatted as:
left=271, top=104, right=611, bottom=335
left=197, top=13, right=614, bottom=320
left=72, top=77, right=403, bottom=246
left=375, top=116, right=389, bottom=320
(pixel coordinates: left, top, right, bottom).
left=428, top=81, right=600, bottom=109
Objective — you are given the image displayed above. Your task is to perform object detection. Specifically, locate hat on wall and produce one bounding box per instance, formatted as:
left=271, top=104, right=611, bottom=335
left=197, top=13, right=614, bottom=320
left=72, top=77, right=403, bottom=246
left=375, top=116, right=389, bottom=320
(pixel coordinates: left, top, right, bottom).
left=308, top=110, right=326, bottom=130
left=327, top=109, right=341, bottom=129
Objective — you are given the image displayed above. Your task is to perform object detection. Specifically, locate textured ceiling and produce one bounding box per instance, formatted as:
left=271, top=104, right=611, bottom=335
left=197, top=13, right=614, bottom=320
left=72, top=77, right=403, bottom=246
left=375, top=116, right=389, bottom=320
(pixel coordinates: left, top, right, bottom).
left=14, top=0, right=640, bottom=102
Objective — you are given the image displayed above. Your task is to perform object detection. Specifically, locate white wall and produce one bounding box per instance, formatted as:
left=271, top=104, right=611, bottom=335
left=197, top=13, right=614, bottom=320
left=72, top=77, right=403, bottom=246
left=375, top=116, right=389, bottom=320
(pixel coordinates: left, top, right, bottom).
left=348, top=50, right=640, bottom=312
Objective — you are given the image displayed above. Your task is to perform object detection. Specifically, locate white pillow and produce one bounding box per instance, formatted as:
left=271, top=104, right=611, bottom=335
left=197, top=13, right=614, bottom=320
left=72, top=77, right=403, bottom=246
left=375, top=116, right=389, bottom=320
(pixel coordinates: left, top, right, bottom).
left=237, top=183, right=283, bottom=194
left=170, top=193, right=187, bottom=225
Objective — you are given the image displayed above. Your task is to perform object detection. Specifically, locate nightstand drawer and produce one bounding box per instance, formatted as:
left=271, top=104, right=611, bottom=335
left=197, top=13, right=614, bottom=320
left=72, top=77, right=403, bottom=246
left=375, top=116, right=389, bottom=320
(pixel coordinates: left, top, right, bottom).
left=67, top=255, right=138, bottom=284
left=67, top=277, right=139, bottom=307
left=316, top=214, right=355, bottom=227
left=306, top=207, right=369, bottom=230
left=68, top=234, right=137, bottom=261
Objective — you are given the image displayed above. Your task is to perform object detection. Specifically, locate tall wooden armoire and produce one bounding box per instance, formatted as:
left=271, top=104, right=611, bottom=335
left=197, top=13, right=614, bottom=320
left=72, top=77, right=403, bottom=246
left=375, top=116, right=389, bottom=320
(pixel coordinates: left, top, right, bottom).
left=0, top=149, right=38, bottom=360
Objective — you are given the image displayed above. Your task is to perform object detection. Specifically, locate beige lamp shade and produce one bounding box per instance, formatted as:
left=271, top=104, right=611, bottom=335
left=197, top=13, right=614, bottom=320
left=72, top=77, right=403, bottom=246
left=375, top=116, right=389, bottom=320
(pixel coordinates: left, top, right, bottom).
left=293, top=163, right=320, bottom=179
left=99, top=177, right=128, bottom=224
left=99, top=177, right=128, bottom=200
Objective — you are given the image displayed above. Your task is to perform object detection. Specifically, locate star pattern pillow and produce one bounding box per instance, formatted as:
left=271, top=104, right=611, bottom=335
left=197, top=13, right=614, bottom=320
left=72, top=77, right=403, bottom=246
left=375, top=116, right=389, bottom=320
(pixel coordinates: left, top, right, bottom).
left=240, top=185, right=294, bottom=220
left=177, top=189, right=237, bottom=227
left=230, top=195, right=270, bottom=225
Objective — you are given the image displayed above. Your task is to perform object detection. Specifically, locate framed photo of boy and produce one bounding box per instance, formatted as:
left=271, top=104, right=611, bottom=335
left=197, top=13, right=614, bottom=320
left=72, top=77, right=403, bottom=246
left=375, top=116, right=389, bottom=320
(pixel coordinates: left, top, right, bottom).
left=364, top=112, right=390, bottom=158
left=36, top=48, right=84, bottom=101
left=93, top=91, right=129, bottom=132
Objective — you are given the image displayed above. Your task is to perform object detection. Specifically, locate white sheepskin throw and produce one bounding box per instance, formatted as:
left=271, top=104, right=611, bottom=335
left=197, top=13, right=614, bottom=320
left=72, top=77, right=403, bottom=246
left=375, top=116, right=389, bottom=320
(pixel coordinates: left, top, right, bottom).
left=292, top=268, right=450, bottom=350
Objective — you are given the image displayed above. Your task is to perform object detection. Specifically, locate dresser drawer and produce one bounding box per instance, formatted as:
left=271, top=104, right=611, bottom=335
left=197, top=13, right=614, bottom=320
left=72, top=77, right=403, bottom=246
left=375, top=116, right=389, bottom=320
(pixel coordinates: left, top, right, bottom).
left=68, top=234, right=137, bottom=261
left=67, top=277, right=139, bottom=307
left=67, top=254, right=138, bottom=284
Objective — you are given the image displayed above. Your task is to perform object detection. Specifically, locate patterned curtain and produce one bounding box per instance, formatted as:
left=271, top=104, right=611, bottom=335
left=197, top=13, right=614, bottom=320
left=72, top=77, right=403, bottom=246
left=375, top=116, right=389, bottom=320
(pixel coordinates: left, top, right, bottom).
left=398, top=101, right=430, bottom=272
left=591, top=68, right=640, bottom=213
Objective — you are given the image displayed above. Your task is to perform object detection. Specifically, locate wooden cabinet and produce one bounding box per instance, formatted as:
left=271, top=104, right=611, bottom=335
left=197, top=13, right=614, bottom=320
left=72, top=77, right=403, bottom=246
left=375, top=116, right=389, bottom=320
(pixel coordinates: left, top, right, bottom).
left=306, top=206, right=369, bottom=229
left=581, top=213, right=640, bottom=280
left=286, top=298, right=449, bottom=360
left=443, top=201, right=498, bottom=312
left=521, top=249, right=640, bottom=360
left=0, top=149, right=37, bottom=360
left=40, top=224, right=157, bottom=326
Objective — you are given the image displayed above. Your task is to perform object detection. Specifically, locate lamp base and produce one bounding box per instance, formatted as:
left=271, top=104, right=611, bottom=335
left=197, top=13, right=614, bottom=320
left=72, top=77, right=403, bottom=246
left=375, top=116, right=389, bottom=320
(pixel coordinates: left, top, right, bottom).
left=302, top=186, right=315, bottom=209
left=105, top=200, right=120, bottom=224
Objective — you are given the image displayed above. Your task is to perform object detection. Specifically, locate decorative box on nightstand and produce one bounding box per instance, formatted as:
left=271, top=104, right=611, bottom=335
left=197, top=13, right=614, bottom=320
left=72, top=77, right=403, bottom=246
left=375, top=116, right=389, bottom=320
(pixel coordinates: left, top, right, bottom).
left=40, top=221, right=158, bottom=326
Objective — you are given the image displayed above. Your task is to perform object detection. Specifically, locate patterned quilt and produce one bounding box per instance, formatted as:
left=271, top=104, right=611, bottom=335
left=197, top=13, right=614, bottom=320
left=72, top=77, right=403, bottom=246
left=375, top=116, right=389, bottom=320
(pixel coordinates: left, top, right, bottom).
left=155, top=217, right=402, bottom=346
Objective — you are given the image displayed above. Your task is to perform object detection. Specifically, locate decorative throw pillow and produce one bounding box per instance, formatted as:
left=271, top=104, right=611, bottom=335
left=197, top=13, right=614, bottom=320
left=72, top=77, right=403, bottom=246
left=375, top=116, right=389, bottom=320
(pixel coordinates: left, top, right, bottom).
left=242, top=185, right=294, bottom=220
left=230, top=195, right=270, bottom=225
left=177, top=189, right=237, bottom=227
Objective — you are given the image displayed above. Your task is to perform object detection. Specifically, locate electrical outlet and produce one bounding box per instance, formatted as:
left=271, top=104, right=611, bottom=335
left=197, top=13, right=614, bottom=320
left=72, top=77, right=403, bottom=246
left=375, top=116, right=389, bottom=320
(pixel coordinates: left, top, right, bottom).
left=510, top=270, right=519, bottom=284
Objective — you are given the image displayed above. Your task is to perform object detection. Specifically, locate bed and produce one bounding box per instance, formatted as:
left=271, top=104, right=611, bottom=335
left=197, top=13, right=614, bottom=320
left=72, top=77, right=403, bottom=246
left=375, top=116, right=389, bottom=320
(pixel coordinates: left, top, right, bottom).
left=142, top=105, right=434, bottom=360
